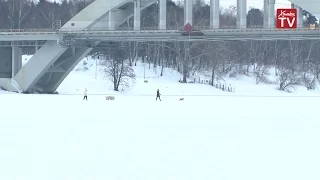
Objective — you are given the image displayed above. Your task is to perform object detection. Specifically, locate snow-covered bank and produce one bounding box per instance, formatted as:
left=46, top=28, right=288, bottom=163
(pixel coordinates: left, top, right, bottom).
left=2, top=55, right=320, bottom=96
left=57, top=56, right=320, bottom=96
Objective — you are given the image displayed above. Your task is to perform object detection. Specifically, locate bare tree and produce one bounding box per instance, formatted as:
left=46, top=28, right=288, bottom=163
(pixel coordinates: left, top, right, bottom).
left=16, top=0, right=31, bottom=28
left=288, top=40, right=303, bottom=73
left=160, top=42, right=166, bottom=76
left=6, top=0, right=32, bottom=29
left=193, top=0, right=209, bottom=28
left=302, top=40, right=316, bottom=89
left=220, top=5, right=236, bottom=27
left=173, top=41, right=183, bottom=74
left=311, top=42, right=320, bottom=80
left=278, top=69, right=302, bottom=92
left=133, top=42, right=139, bottom=66
left=252, top=41, right=271, bottom=84
left=223, top=41, right=245, bottom=75
left=208, top=41, right=228, bottom=86
left=61, top=0, right=78, bottom=18
left=37, top=0, right=60, bottom=28
left=166, top=2, right=183, bottom=29
left=105, top=44, right=136, bottom=91
left=7, top=0, right=15, bottom=28
left=144, top=42, right=154, bottom=69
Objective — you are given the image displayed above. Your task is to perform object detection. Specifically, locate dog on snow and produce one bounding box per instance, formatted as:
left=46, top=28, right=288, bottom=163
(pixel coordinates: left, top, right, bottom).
left=179, top=98, right=184, bottom=101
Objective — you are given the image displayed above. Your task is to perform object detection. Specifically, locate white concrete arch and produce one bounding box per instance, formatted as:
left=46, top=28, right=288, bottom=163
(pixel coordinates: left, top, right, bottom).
left=7, top=0, right=158, bottom=93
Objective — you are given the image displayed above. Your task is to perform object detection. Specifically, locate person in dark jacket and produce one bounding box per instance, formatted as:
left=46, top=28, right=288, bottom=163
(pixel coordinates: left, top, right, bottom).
left=156, top=89, right=161, bottom=101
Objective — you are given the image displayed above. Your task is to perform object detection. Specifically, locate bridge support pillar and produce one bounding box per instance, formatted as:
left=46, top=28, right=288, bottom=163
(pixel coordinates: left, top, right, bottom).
left=264, top=0, right=275, bottom=28
left=237, top=0, right=247, bottom=28
left=35, top=41, right=40, bottom=52
left=210, top=0, right=219, bottom=29
left=134, top=0, right=141, bottom=30
left=291, top=4, right=303, bottom=28
left=12, top=46, right=22, bottom=77
left=159, top=0, right=166, bottom=30
left=109, top=10, right=116, bottom=30
left=263, top=0, right=268, bottom=28
left=0, top=48, right=13, bottom=78
left=184, top=0, right=193, bottom=25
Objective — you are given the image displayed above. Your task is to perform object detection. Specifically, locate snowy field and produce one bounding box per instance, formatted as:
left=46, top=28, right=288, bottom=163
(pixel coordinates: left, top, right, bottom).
left=1, top=94, right=320, bottom=180
left=1, top=55, right=320, bottom=180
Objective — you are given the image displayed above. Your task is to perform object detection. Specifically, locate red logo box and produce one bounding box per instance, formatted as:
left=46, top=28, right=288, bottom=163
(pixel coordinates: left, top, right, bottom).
left=276, top=8, right=297, bottom=29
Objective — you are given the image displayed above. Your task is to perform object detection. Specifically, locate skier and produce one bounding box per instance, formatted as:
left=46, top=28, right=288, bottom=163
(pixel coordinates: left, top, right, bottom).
left=83, top=88, right=88, bottom=100
left=156, top=89, right=161, bottom=101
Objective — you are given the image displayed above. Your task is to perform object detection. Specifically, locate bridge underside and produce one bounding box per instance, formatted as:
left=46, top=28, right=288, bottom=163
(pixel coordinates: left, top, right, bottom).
left=0, top=0, right=156, bottom=93
left=31, top=45, right=93, bottom=93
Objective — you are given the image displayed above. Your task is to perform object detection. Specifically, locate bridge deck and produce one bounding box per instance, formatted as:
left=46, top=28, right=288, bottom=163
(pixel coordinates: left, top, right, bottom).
left=0, top=27, right=319, bottom=41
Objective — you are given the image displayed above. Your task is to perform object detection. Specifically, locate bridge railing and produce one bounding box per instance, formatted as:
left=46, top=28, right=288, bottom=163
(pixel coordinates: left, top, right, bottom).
left=60, top=25, right=319, bottom=32
left=0, top=41, right=47, bottom=47
left=0, top=25, right=318, bottom=33
left=0, top=28, right=56, bottom=32
left=59, top=25, right=276, bottom=31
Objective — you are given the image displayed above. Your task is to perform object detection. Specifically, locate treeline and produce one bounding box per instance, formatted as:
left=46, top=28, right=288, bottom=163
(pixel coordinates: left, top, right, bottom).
left=1, top=0, right=317, bottom=29
left=0, top=0, right=93, bottom=29
left=94, top=40, right=320, bottom=92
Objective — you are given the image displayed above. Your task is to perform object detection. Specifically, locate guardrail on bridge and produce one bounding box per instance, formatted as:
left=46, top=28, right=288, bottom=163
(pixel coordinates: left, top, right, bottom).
left=0, top=25, right=318, bottom=33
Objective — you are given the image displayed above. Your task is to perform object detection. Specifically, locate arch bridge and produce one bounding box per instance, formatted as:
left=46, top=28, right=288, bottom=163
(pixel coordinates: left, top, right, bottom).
left=0, top=0, right=318, bottom=93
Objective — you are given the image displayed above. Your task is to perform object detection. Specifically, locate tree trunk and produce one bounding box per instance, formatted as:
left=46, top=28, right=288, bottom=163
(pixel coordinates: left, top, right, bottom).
left=153, top=50, right=157, bottom=68
left=274, top=40, right=278, bottom=76
left=167, top=52, right=170, bottom=67
left=182, top=64, right=187, bottom=83
left=182, top=55, right=188, bottom=83
left=113, top=64, right=118, bottom=91
left=210, top=68, right=215, bottom=86
left=222, top=61, right=225, bottom=73
left=316, top=65, right=320, bottom=79
left=116, top=60, right=124, bottom=91
left=134, top=42, right=139, bottom=66
left=160, top=42, right=165, bottom=76
left=160, top=65, right=164, bottom=76
left=114, top=84, right=118, bottom=91
left=182, top=41, right=189, bottom=83
left=158, top=45, right=161, bottom=67
left=128, top=42, right=132, bottom=66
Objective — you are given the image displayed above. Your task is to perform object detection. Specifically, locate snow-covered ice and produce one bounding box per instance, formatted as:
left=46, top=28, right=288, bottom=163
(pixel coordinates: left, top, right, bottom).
left=1, top=94, right=320, bottom=180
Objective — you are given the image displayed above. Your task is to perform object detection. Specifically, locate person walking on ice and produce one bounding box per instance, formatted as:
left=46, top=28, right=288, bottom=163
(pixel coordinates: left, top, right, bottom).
left=83, top=88, right=88, bottom=100
left=156, top=89, right=161, bottom=101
